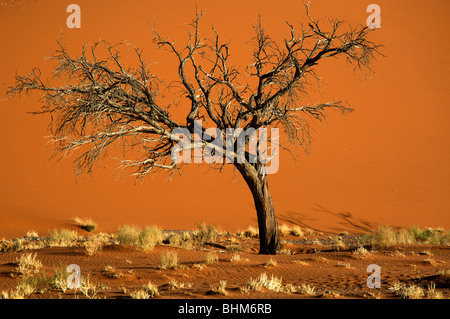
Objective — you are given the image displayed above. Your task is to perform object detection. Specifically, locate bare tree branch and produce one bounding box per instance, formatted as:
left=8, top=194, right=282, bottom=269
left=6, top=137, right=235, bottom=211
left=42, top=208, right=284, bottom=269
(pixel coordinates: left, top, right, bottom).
left=8, top=7, right=381, bottom=179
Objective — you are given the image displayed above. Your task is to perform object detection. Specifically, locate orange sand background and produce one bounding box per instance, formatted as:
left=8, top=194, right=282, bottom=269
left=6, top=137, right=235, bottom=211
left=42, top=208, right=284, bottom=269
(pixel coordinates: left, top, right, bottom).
left=0, top=0, right=449, bottom=239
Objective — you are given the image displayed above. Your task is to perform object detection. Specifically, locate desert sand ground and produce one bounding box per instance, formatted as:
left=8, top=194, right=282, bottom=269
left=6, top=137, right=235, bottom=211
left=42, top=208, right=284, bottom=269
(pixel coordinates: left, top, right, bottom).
left=0, top=223, right=448, bottom=300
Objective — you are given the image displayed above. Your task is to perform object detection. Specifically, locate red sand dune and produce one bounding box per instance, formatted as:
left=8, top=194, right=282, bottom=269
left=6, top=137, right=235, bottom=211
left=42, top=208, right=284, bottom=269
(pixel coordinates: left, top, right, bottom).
left=1, top=0, right=449, bottom=240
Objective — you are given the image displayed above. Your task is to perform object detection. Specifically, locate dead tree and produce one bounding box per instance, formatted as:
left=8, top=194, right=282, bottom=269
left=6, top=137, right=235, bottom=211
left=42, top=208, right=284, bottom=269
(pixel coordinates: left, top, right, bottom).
left=8, top=6, right=381, bottom=254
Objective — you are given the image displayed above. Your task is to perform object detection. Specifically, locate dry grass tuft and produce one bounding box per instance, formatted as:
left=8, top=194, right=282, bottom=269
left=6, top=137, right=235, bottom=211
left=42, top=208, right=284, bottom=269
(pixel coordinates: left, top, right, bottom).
left=246, top=272, right=283, bottom=292
left=25, top=230, right=39, bottom=238
left=335, top=261, right=351, bottom=268
left=14, top=253, right=42, bottom=277
left=329, top=235, right=345, bottom=251
left=409, top=226, right=450, bottom=245
left=143, top=281, right=160, bottom=298
left=193, top=222, right=220, bottom=244
left=160, top=251, right=178, bottom=269
left=230, top=253, right=241, bottom=262
left=264, top=258, right=277, bottom=267
left=278, top=224, right=303, bottom=237
left=205, top=252, right=219, bottom=264
left=129, top=281, right=159, bottom=299
left=363, top=225, right=414, bottom=249
left=237, top=226, right=259, bottom=238
left=426, top=283, right=444, bottom=299
left=352, top=246, right=370, bottom=259
left=210, top=280, right=227, bottom=296
left=48, top=266, right=69, bottom=292
left=73, top=217, right=97, bottom=232
left=297, top=283, right=317, bottom=295
left=116, top=225, right=163, bottom=250
left=278, top=224, right=292, bottom=236
left=388, top=281, right=424, bottom=299
left=48, top=228, right=78, bottom=247
left=84, top=234, right=109, bottom=256
left=290, top=226, right=304, bottom=237
left=77, top=274, right=102, bottom=299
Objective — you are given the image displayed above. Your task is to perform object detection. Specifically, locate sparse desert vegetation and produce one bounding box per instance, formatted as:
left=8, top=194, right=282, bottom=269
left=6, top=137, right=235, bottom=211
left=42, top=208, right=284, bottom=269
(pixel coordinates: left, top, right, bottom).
left=205, top=252, right=219, bottom=264
left=13, top=253, right=42, bottom=277
left=210, top=280, right=228, bottom=296
left=131, top=281, right=159, bottom=299
left=48, top=228, right=78, bottom=247
left=246, top=272, right=284, bottom=292
left=362, top=225, right=450, bottom=249
left=0, top=223, right=449, bottom=299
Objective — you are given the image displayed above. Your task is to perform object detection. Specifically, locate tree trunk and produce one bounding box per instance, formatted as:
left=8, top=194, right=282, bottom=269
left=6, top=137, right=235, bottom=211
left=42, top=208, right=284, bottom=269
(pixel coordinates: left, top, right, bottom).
left=235, top=162, right=280, bottom=254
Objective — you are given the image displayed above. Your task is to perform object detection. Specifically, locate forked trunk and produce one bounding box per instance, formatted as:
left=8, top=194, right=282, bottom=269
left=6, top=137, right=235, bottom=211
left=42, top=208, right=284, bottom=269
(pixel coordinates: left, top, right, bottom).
left=235, top=162, right=280, bottom=254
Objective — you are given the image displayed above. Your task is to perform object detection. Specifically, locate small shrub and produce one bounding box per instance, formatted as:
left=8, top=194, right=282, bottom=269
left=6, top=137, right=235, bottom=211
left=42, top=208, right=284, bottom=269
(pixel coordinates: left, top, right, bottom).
left=130, top=289, right=150, bottom=299
left=230, top=253, right=241, bottom=262
left=364, top=225, right=414, bottom=249
left=278, top=224, right=291, bottom=236
left=49, top=266, right=69, bottom=292
left=164, top=232, right=182, bottom=247
left=78, top=275, right=101, bottom=299
left=160, top=251, right=178, bottom=269
left=205, top=252, right=219, bottom=264
left=14, top=253, right=42, bottom=277
left=426, top=283, right=444, bottom=299
left=388, top=281, right=424, bottom=299
left=84, top=235, right=104, bottom=256
left=408, top=226, right=450, bottom=245
left=25, top=230, right=39, bottom=238
left=237, top=226, right=259, bottom=238
left=277, top=224, right=304, bottom=237
left=352, top=246, right=370, bottom=259
left=330, top=236, right=345, bottom=251
left=48, top=228, right=78, bottom=247
left=116, top=225, right=141, bottom=245
left=139, top=225, right=164, bottom=249
left=193, top=222, right=219, bottom=243
left=210, top=280, right=227, bottom=296
left=290, top=226, right=303, bottom=237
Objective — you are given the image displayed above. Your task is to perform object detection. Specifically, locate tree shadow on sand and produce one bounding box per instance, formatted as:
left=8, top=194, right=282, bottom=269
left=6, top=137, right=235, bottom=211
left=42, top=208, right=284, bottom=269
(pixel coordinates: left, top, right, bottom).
left=277, top=204, right=378, bottom=234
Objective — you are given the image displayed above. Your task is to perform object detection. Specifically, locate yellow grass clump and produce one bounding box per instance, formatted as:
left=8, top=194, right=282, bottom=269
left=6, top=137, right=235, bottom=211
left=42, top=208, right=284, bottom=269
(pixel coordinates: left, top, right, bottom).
left=48, top=228, right=78, bottom=247
left=160, top=251, right=178, bottom=269
left=116, top=225, right=163, bottom=250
